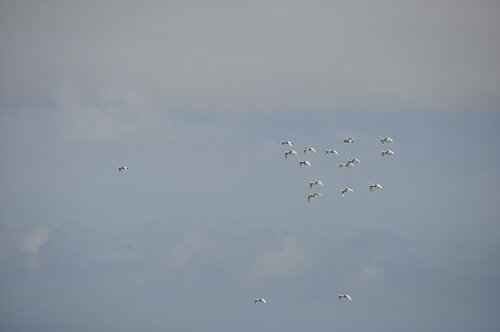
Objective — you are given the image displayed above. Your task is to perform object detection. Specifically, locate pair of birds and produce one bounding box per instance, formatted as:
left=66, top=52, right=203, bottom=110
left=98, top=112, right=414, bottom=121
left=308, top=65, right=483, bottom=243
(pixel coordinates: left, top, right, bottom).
left=379, top=137, right=395, bottom=157
left=340, top=184, right=383, bottom=196
left=254, top=294, right=352, bottom=304
left=339, top=158, right=361, bottom=168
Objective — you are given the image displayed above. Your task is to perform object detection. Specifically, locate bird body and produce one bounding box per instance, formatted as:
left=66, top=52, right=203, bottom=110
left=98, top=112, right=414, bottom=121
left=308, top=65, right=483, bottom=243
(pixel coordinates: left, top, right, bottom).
left=339, top=162, right=352, bottom=168
left=343, top=137, right=355, bottom=143
left=309, top=180, right=324, bottom=189
left=381, top=149, right=395, bottom=157
left=337, top=294, right=353, bottom=301
left=284, top=150, right=298, bottom=159
left=254, top=297, right=267, bottom=305
left=280, top=140, right=293, bottom=147
left=118, top=166, right=129, bottom=172
left=369, top=183, right=383, bottom=192
left=308, top=193, right=322, bottom=202
left=326, top=149, right=339, bottom=155
left=379, top=136, right=393, bottom=144
left=340, top=187, right=353, bottom=196
left=340, top=159, right=358, bottom=168
left=299, top=160, right=311, bottom=167
left=304, top=147, right=317, bottom=154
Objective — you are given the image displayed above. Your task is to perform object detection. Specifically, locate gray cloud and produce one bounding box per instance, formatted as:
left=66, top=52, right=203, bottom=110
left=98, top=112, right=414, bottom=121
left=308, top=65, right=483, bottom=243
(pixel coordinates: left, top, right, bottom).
left=1, top=0, right=499, bottom=114
left=248, top=235, right=312, bottom=283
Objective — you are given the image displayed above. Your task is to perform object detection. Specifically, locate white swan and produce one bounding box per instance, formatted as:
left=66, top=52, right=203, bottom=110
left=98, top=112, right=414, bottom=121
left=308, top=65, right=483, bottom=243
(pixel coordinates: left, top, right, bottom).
left=254, top=297, right=267, bottom=305
left=304, top=147, right=317, bottom=154
left=325, top=149, right=339, bottom=155
left=337, top=294, right=352, bottom=301
left=309, top=180, right=324, bottom=189
left=381, top=149, right=394, bottom=157
left=340, top=187, right=353, bottom=196
left=284, top=150, right=297, bottom=159
left=308, top=193, right=322, bottom=202
left=339, top=162, right=352, bottom=168
left=379, top=136, right=393, bottom=144
left=369, top=183, right=383, bottom=192
left=299, top=160, right=311, bottom=167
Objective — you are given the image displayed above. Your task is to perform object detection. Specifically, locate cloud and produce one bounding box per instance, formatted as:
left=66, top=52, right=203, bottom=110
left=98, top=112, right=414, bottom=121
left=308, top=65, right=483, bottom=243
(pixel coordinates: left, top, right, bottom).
left=1, top=0, right=498, bottom=114
left=52, top=82, right=169, bottom=141
left=358, top=261, right=383, bottom=283
left=167, top=230, right=219, bottom=271
left=16, top=229, right=50, bottom=255
left=248, top=236, right=312, bottom=283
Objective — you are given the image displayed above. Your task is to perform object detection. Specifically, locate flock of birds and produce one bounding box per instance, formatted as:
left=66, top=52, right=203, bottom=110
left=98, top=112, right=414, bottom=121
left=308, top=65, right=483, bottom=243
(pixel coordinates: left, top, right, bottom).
left=280, top=136, right=395, bottom=203
left=117, top=135, right=395, bottom=306
left=250, top=136, right=396, bottom=306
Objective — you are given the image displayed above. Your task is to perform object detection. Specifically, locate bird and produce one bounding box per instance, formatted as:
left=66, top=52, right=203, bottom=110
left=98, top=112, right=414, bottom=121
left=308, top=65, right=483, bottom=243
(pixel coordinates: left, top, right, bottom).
left=343, top=137, right=355, bottom=143
left=254, top=297, right=267, bottom=305
left=325, top=149, right=339, bottom=155
left=369, top=183, right=383, bottom=192
left=381, top=149, right=395, bottom=157
left=348, top=158, right=360, bottom=164
left=299, top=160, right=311, bottom=167
left=118, top=166, right=129, bottom=172
left=304, top=147, right=317, bottom=154
left=280, top=140, right=293, bottom=147
left=284, top=150, right=297, bottom=159
left=340, top=187, right=353, bottom=196
left=337, top=294, right=353, bottom=301
left=379, top=136, right=393, bottom=144
left=339, top=162, right=352, bottom=168
left=308, top=193, right=322, bottom=202
left=309, top=180, right=324, bottom=189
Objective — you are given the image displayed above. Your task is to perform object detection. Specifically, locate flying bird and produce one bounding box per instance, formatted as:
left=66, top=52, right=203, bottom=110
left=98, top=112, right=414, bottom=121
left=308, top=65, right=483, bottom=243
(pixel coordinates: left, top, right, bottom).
left=340, top=187, right=353, bottom=196
left=254, top=297, right=267, bottom=305
left=304, top=147, right=317, bottom=154
left=339, top=162, right=352, bottom=168
left=369, top=183, right=383, bottom=192
left=309, top=180, right=324, bottom=189
left=118, top=166, right=129, bottom=172
left=308, top=193, right=322, bottom=202
left=343, top=137, right=355, bottom=143
left=381, top=149, right=395, bottom=157
left=299, top=160, right=311, bottom=167
left=337, top=294, right=353, bottom=301
left=284, top=150, right=298, bottom=159
left=340, top=159, right=358, bottom=168
left=280, top=140, right=293, bottom=147
left=325, top=149, right=339, bottom=155
left=379, top=136, right=393, bottom=144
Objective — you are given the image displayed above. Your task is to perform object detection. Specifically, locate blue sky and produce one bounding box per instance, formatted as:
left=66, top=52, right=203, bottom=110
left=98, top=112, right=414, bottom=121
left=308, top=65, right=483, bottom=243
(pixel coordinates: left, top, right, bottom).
left=1, top=1, right=499, bottom=331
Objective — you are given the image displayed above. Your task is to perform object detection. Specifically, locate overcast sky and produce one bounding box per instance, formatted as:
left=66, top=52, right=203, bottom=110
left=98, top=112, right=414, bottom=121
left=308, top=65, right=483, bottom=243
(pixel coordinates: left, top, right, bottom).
left=1, top=1, right=499, bottom=331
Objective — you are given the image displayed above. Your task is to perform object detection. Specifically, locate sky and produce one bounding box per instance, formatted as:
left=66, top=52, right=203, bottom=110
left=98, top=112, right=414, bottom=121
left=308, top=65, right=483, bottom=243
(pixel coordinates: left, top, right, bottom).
left=0, top=1, right=499, bottom=331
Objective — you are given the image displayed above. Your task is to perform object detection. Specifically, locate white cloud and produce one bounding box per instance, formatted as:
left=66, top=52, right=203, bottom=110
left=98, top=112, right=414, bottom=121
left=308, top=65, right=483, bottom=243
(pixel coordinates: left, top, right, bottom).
left=358, top=262, right=383, bottom=283
left=16, top=229, right=50, bottom=255
left=52, top=82, right=170, bottom=141
left=248, top=236, right=312, bottom=283
left=167, top=230, right=219, bottom=272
